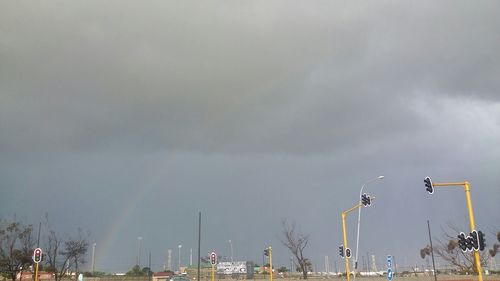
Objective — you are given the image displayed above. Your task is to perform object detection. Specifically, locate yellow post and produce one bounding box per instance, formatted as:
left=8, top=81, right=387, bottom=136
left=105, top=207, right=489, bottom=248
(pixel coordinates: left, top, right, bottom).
left=464, top=182, right=483, bottom=281
left=211, top=265, right=215, bottom=281
left=34, top=262, right=39, bottom=281
left=342, top=212, right=350, bottom=281
left=431, top=181, right=483, bottom=281
left=269, top=247, right=273, bottom=281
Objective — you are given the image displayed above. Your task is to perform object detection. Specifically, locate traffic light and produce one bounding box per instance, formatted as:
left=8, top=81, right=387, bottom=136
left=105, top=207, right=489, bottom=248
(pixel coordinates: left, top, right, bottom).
left=33, top=248, right=42, bottom=263
left=457, top=232, right=468, bottom=252
left=466, top=235, right=474, bottom=251
left=264, top=248, right=269, bottom=257
left=361, top=193, right=371, bottom=207
left=210, top=252, right=217, bottom=265
left=339, top=245, right=344, bottom=258
left=424, top=177, right=433, bottom=194
left=470, top=230, right=479, bottom=251
left=345, top=248, right=352, bottom=258
left=478, top=230, right=486, bottom=251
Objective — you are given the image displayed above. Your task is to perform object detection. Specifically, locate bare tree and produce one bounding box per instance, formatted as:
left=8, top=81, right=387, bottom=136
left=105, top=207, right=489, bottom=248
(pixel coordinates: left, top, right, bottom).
left=487, top=231, right=500, bottom=258
left=280, top=219, right=310, bottom=279
left=432, top=225, right=488, bottom=274
left=43, top=217, right=89, bottom=281
left=0, top=219, right=34, bottom=281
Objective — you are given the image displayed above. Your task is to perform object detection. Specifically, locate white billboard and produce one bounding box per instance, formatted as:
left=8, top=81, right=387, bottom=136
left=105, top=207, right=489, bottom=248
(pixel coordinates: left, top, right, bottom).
left=217, top=262, right=247, bottom=275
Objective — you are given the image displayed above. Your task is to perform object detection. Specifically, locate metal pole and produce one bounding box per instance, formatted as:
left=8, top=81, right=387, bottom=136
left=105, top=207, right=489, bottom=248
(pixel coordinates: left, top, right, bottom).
left=138, top=237, right=143, bottom=267
left=355, top=176, right=384, bottom=274
left=427, top=221, right=437, bottom=281
left=229, top=240, right=233, bottom=263
left=464, top=182, right=483, bottom=281
left=149, top=252, right=152, bottom=281
left=342, top=212, right=350, bottom=281
left=355, top=186, right=364, bottom=273
left=269, top=247, right=273, bottom=281
left=178, top=245, right=182, bottom=273
left=197, top=212, right=201, bottom=281
left=366, top=252, right=370, bottom=275
left=92, top=243, right=96, bottom=274
left=34, top=263, right=39, bottom=281
left=36, top=222, right=41, bottom=248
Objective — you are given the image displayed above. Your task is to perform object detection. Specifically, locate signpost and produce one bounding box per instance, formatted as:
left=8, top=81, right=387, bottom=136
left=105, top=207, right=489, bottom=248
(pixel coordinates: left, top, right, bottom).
left=210, top=252, right=217, bottom=281
left=387, top=256, right=393, bottom=281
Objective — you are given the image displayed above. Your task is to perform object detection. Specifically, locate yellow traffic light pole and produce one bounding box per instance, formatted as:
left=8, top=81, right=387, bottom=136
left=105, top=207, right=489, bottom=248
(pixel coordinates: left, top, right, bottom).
left=341, top=201, right=365, bottom=281
left=432, top=181, right=482, bottom=281
left=34, top=262, right=39, bottom=281
left=269, top=247, right=273, bottom=281
left=211, top=264, right=215, bottom=281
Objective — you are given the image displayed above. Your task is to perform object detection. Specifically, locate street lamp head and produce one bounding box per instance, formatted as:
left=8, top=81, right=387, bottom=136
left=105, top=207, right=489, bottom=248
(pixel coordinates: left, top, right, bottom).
left=178, top=244, right=182, bottom=248
left=378, top=176, right=385, bottom=179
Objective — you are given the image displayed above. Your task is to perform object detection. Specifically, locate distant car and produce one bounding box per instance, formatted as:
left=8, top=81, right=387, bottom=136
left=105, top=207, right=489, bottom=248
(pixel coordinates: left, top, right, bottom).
left=170, top=276, right=191, bottom=281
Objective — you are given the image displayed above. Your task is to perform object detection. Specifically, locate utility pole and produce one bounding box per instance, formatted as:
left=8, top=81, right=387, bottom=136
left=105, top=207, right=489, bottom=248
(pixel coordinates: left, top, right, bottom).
left=197, top=212, right=201, bottom=281
left=427, top=221, right=437, bottom=281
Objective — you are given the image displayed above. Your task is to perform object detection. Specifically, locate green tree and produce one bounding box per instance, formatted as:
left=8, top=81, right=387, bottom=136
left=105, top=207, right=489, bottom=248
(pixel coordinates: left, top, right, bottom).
left=277, top=266, right=288, bottom=273
left=0, top=219, right=34, bottom=281
left=126, top=265, right=145, bottom=276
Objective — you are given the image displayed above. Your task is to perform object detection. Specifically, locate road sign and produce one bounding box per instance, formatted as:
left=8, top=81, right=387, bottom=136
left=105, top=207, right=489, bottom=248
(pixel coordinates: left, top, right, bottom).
left=33, top=248, right=42, bottom=263
left=387, top=255, right=393, bottom=281
left=210, top=252, right=217, bottom=265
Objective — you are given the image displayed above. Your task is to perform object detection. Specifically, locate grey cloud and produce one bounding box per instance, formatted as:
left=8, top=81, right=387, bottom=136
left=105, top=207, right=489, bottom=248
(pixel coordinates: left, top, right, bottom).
left=2, top=1, right=500, bottom=156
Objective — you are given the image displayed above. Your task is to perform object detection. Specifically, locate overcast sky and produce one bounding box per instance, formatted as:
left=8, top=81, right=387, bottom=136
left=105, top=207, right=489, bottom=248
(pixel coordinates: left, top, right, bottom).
left=1, top=0, right=499, bottom=273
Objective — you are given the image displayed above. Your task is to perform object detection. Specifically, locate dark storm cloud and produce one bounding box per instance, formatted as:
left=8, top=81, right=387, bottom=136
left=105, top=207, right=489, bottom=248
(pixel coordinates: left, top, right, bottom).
left=2, top=1, right=499, bottom=156
left=1, top=0, right=500, bottom=272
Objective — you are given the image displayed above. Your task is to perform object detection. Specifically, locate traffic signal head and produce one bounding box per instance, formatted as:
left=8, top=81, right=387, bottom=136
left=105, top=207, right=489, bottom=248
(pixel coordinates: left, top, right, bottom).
left=478, top=230, right=486, bottom=251
left=210, top=253, right=217, bottom=265
left=470, top=230, right=479, bottom=251
left=457, top=232, right=467, bottom=252
left=264, top=248, right=269, bottom=257
left=345, top=248, right=352, bottom=258
left=33, top=248, right=42, bottom=263
left=424, top=177, right=434, bottom=194
left=361, top=193, right=371, bottom=207
left=339, top=245, right=344, bottom=258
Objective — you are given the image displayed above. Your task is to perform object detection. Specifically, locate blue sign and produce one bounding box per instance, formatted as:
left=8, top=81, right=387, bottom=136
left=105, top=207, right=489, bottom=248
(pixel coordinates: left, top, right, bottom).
left=387, top=255, right=393, bottom=281
left=387, top=268, right=393, bottom=281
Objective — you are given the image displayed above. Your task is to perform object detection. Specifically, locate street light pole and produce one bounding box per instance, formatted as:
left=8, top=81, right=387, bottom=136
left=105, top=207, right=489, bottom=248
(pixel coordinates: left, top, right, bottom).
left=92, top=243, right=96, bottom=274
left=229, top=240, right=233, bottom=262
left=137, top=237, right=143, bottom=267
left=354, top=176, right=384, bottom=274
left=178, top=244, right=182, bottom=273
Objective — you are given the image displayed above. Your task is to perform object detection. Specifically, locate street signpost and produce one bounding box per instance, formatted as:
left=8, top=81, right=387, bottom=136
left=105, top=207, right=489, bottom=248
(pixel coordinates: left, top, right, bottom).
left=387, top=256, right=393, bottom=281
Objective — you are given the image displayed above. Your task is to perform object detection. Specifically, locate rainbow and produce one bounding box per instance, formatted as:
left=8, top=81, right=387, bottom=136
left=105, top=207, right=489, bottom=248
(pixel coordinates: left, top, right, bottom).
left=96, top=163, right=168, bottom=269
